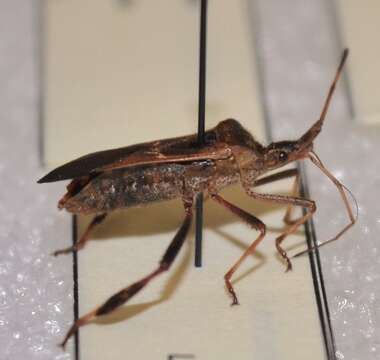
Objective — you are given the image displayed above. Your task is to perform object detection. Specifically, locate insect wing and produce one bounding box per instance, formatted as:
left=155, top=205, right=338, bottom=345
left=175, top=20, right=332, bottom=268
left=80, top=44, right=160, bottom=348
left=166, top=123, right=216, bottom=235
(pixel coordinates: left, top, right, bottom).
left=38, top=131, right=230, bottom=183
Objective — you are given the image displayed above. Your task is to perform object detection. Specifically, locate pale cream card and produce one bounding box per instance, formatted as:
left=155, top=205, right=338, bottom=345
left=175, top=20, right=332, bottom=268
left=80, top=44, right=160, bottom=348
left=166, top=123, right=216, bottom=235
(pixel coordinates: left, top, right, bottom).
left=338, top=0, right=380, bottom=125
left=44, top=1, right=324, bottom=359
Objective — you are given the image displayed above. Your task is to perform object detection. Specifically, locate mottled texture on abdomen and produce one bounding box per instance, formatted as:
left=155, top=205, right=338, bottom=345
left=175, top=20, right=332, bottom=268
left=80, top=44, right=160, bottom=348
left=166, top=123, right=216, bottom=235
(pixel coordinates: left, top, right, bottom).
left=66, top=164, right=185, bottom=213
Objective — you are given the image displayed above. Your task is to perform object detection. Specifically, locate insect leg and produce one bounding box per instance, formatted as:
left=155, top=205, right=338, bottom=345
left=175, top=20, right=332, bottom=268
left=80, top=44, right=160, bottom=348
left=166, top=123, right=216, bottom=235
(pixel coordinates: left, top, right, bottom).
left=290, top=151, right=357, bottom=257
left=59, top=199, right=193, bottom=349
left=253, top=168, right=301, bottom=225
left=244, top=188, right=316, bottom=272
left=53, top=213, right=107, bottom=256
left=253, top=168, right=298, bottom=187
left=211, top=194, right=266, bottom=306
left=282, top=170, right=301, bottom=226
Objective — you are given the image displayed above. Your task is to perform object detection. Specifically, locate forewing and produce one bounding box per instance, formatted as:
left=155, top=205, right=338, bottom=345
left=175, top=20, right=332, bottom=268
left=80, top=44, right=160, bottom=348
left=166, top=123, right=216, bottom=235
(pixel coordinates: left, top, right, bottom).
left=38, top=130, right=231, bottom=183
left=38, top=142, right=147, bottom=183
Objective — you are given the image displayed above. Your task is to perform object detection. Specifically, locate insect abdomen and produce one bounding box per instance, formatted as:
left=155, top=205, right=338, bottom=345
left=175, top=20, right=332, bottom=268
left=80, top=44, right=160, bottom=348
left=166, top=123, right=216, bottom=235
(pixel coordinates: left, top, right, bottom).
left=64, top=164, right=186, bottom=214
left=119, top=164, right=185, bottom=207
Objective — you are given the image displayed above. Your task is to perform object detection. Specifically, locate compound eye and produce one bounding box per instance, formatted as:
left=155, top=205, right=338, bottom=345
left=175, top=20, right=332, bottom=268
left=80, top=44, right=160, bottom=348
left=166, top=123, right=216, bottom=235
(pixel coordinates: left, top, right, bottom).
left=279, top=151, right=288, bottom=162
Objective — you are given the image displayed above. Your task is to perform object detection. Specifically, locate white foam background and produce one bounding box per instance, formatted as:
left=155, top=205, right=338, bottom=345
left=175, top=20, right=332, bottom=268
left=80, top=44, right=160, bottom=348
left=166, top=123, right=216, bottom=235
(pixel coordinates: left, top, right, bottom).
left=0, top=2, right=74, bottom=359
left=1, top=1, right=379, bottom=359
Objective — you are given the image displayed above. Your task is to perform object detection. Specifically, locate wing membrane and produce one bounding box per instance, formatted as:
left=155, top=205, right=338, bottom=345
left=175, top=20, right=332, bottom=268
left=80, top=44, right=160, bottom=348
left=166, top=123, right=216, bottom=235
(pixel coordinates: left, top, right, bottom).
left=38, top=131, right=231, bottom=183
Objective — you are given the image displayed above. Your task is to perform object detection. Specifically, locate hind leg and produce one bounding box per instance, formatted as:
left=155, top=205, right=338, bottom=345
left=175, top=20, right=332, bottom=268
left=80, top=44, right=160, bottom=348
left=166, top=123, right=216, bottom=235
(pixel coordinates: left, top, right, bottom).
left=59, top=199, right=193, bottom=348
left=53, top=213, right=107, bottom=256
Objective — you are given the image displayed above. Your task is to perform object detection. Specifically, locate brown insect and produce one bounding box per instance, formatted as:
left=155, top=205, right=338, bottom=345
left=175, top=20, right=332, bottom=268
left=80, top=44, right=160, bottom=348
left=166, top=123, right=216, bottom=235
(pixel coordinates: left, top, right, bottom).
left=39, top=49, right=356, bottom=348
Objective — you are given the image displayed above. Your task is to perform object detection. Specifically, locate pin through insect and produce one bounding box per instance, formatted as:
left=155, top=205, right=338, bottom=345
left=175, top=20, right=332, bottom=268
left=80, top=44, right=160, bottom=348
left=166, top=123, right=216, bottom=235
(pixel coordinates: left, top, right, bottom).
left=38, top=49, right=355, bottom=349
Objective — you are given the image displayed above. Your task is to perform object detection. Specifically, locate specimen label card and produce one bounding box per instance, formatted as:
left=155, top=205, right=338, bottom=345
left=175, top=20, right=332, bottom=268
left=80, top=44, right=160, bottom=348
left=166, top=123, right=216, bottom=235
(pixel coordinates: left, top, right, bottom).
left=338, top=0, right=380, bottom=125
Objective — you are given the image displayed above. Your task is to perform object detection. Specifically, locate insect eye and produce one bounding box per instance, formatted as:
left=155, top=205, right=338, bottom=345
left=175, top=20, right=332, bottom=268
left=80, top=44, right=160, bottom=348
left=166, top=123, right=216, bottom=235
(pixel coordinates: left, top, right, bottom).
left=278, top=151, right=288, bottom=162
